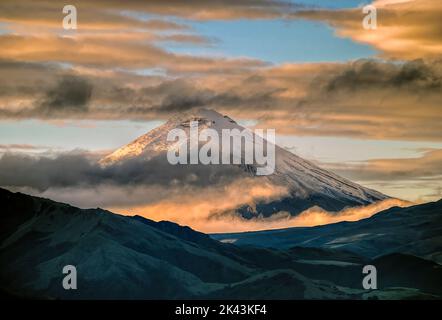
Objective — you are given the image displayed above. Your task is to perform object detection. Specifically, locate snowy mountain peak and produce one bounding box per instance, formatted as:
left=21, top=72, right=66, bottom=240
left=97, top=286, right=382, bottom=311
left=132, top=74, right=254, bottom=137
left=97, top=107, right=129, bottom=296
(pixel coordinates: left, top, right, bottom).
left=99, top=108, right=389, bottom=217
left=99, top=108, right=245, bottom=166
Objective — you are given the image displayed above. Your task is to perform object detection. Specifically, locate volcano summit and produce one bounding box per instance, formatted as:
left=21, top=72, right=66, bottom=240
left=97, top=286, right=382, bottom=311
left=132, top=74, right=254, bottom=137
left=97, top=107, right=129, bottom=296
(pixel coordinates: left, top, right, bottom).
left=100, top=109, right=388, bottom=218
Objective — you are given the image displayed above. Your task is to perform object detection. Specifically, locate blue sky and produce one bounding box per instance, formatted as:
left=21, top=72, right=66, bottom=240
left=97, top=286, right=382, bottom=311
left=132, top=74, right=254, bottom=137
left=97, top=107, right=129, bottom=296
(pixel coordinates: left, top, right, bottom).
left=124, top=0, right=375, bottom=64
left=156, top=0, right=375, bottom=63
left=296, top=0, right=370, bottom=9
left=165, top=19, right=376, bottom=63
left=0, top=120, right=161, bottom=152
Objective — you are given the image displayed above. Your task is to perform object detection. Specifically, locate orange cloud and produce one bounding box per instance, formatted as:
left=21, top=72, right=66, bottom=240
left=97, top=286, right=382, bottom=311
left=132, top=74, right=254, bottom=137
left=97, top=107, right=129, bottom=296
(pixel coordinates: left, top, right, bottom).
left=0, top=34, right=263, bottom=72
left=294, top=0, right=442, bottom=60
left=111, top=195, right=411, bottom=233
left=108, top=177, right=290, bottom=231
left=326, top=149, right=442, bottom=181
left=0, top=0, right=295, bottom=27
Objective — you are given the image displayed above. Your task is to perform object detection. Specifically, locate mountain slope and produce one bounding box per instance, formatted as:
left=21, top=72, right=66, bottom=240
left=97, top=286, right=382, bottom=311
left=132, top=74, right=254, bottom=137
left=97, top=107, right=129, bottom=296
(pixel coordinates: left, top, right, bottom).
left=0, top=188, right=440, bottom=299
left=212, top=199, right=442, bottom=263
left=0, top=188, right=355, bottom=299
left=100, top=108, right=388, bottom=218
left=0, top=188, right=251, bottom=299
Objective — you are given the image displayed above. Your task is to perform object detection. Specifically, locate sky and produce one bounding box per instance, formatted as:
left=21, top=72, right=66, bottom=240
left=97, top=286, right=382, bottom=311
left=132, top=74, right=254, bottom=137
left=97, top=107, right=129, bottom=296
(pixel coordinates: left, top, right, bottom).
left=0, top=0, right=441, bottom=220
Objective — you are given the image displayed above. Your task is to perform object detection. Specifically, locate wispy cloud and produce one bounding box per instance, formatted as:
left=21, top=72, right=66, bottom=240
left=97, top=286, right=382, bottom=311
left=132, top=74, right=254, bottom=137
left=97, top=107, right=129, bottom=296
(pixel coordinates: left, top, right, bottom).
left=325, top=149, right=442, bottom=181
left=112, top=196, right=410, bottom=233
left=0, top=0, right=298, bottom=26
left=293, top=0, right=442, bottom=60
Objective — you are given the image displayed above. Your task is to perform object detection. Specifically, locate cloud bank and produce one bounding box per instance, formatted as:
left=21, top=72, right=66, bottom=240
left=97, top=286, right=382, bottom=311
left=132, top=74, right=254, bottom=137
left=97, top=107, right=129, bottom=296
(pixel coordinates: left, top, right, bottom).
left=1, top=58, right=441, bottom=141
left=0, top=151, right=414, bottom=233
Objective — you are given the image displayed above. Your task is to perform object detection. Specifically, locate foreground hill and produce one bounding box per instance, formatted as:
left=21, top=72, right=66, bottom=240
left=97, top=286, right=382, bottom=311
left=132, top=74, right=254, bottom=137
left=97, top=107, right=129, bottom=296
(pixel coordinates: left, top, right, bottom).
left=0, top=188, right=440, bottom=299
left=212, top=200, right=442, bottom=264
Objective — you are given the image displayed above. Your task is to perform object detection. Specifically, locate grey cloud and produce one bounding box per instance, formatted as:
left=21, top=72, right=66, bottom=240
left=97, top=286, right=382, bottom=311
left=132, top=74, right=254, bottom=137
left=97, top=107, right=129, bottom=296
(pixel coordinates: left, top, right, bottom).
left=323, top=149, right=442, bottom=182
left=0, top=152, right=248, bottom=192
left=0, top=144, right=51, bottom=150
left=117, top=79, right=280, bottom=115
left=38, top=75, right=93, bottom=113
left=0, top=59, right=62, bottom=97
left=323, top=59, right=442, bottom=93
left=0, top=62, right=95, bottom=118
left=1, top=58, right=441, bottom=142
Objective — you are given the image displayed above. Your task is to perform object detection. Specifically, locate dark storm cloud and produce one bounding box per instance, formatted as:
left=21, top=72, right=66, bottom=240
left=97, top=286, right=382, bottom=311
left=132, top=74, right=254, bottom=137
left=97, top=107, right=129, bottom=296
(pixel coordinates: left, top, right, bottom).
left=324, top=59, right=442, bottom=92
left=0, top=59, right=62, bottom=97
left=256, top=58, right=442, bottom=141
left=0, top=61, right=271, bottom=119
left=119, top=79, right=280, bottom=115
left=139, top=80, right=214, bottom=113
left=38, top=76, right=93, bottom=113
left=0, top=152, right=248, bottom=192
left=0, top=62, right=94, bottom=118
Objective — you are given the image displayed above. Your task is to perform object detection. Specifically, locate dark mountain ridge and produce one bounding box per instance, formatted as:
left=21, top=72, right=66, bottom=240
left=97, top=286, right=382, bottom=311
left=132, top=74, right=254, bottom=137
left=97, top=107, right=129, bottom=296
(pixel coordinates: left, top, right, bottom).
left=212, top=199, right=442, bottom=263
left=0, top=187, right=440, bottom=299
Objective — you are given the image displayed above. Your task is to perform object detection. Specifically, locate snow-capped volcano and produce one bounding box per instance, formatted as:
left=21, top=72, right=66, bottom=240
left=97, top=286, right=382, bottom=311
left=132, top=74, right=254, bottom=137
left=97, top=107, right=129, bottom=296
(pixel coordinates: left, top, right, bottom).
left=99, top=109, right=257, bottom=166
left=100, top=109, right=388, bottom=217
